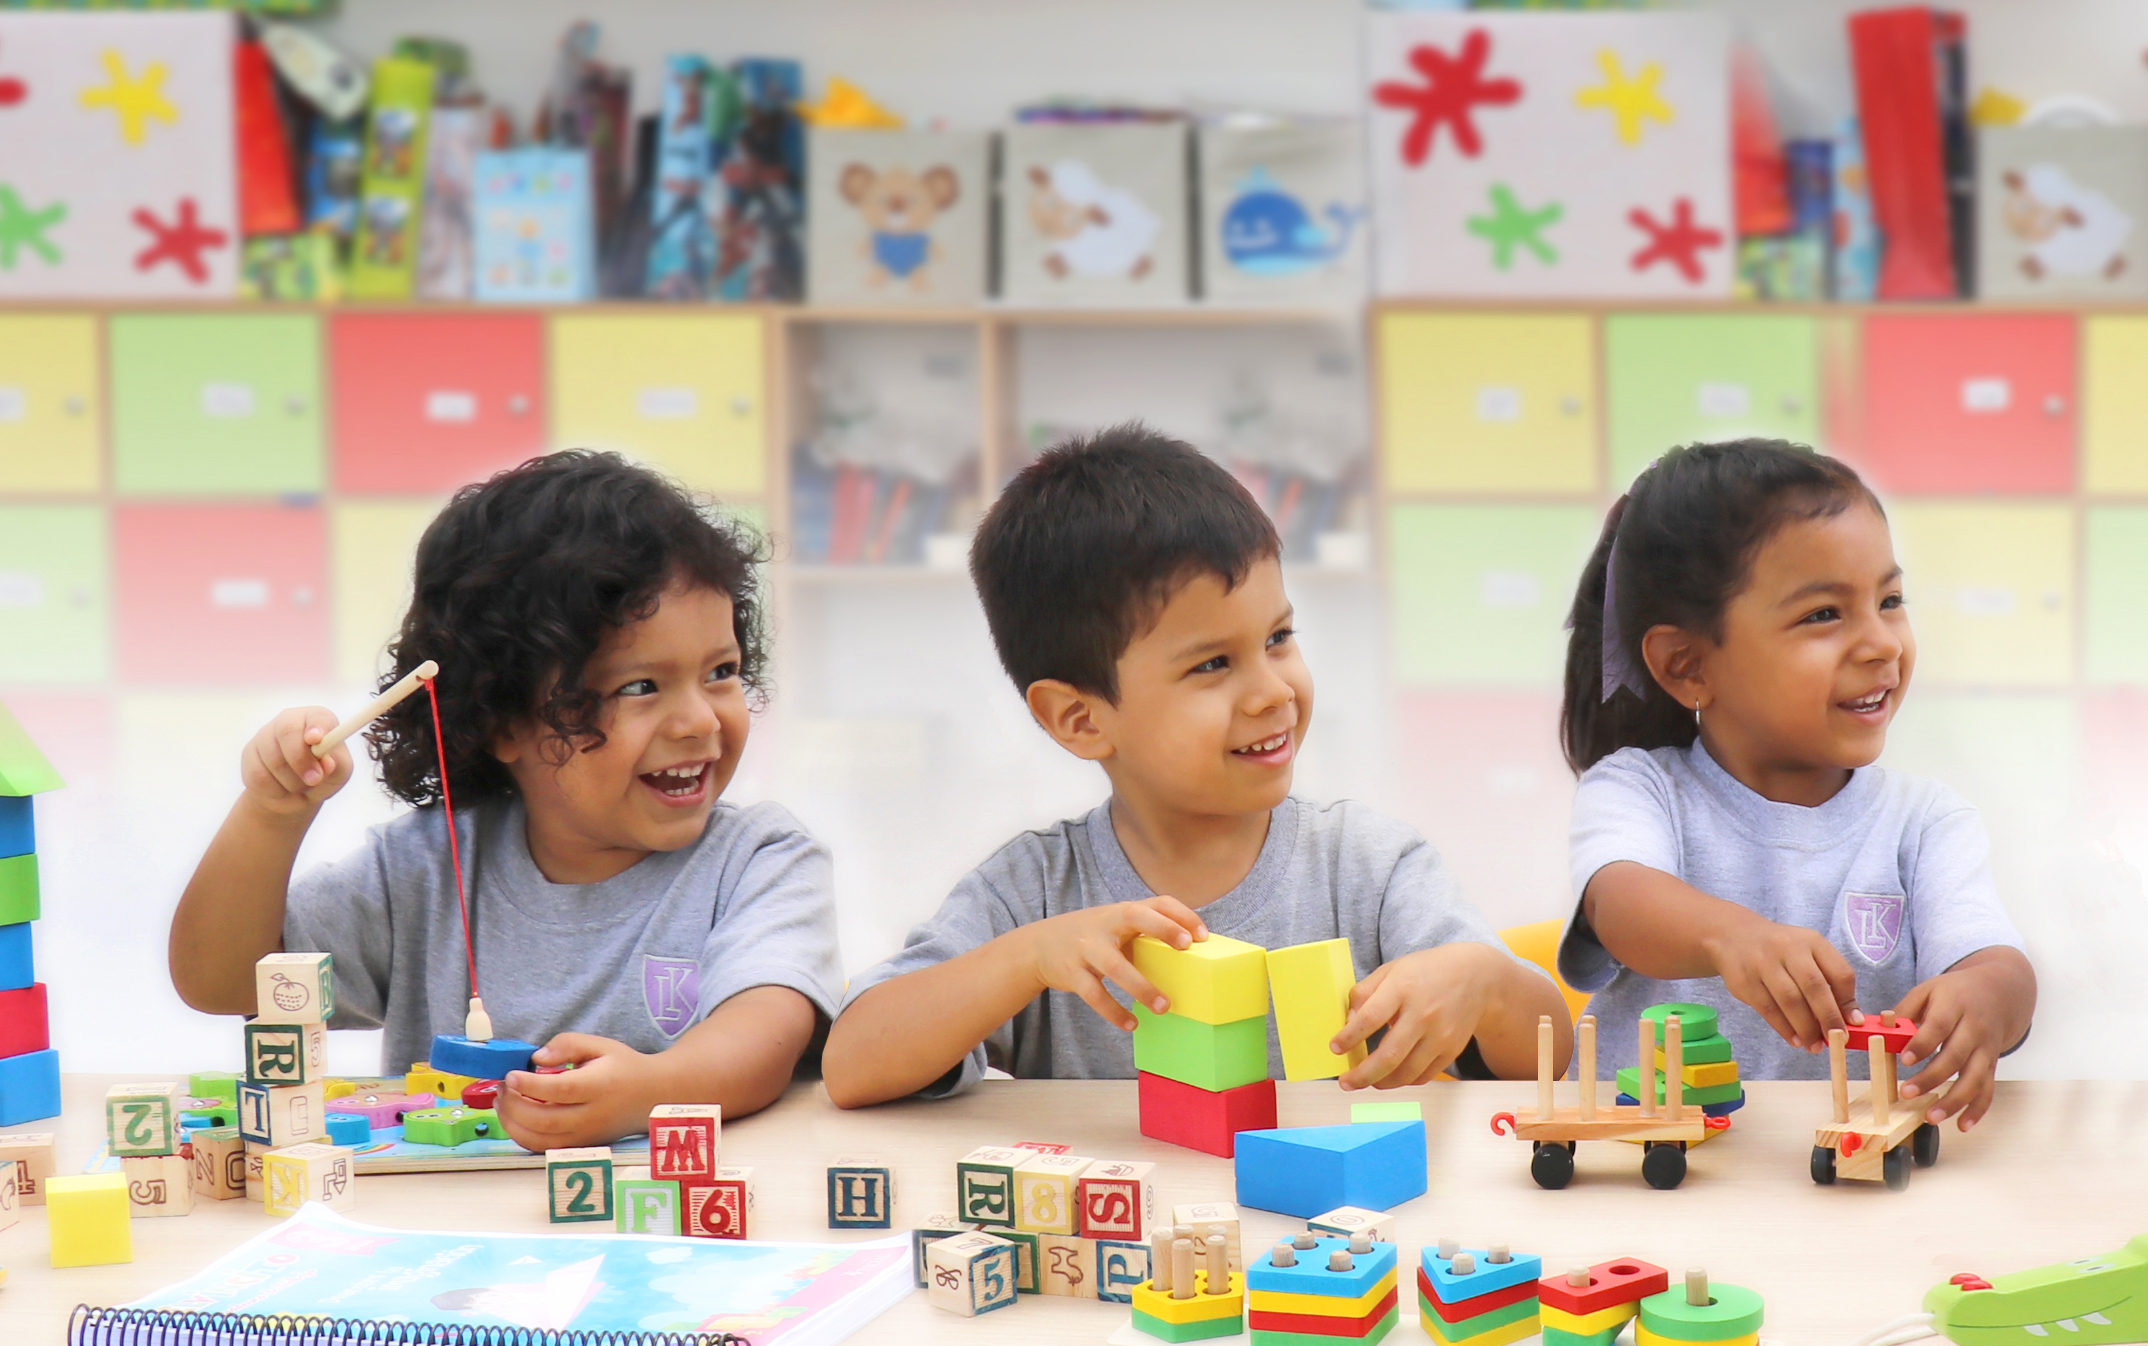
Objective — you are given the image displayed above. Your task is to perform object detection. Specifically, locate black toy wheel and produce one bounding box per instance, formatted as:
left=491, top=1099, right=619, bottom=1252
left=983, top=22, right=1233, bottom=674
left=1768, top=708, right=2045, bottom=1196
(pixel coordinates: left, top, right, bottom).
left=1912, top=1122, right=1940, bottom=1167
left=1884, top=1142, right=1913, bottom=1191
left=1811, top=1144, right=1838, bottom=1185
left=1530, top=1140, right=1575, bottom=1190
left=1641, top=1141, right=1687, bottom=1190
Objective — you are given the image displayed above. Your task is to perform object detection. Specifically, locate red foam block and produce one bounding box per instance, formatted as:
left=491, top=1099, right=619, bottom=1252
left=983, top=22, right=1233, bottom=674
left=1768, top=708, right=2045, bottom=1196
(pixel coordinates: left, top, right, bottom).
left=1538, top=1258, right=1669, bottom=1315
left=1842, top=1017, right=1917, bottom=1054
left=0, top=982, right=49, bottom=1058
left=1137, top=1072, right=1276, bottom=1159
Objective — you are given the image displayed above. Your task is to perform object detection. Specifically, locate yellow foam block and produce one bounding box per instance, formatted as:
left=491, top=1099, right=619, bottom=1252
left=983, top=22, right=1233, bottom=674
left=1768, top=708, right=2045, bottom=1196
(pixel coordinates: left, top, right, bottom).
left=1266, top=938, right=1366, bottom=1081
left=1251, top=1269, right=1398, bottom=1318
left=1425, top=1306, right=1542, bottom=1346
left=1542, top=1301, right=1640, bottom=1335
left=48, top=1172, right=132, bottom=1268
left=1129, top=933, right=1269, bottom=1026
left=1134, top=1273, right=1245, bottom=1324
left=1652, top=1055, right=1740, bottom=1089
left=1636, top=1328, right=1757, bottom=1346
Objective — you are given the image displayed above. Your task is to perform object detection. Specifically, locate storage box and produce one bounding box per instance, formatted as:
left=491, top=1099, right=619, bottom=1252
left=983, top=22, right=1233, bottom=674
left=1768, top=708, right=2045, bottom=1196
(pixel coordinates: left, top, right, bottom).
left=1000, top=122, right=1191, bottom=307
left=807, top=129, right=991, bottom=307
left=1198, top=119, right=1366, bottom=306
left=1977, top=125, right=2148, bottom=301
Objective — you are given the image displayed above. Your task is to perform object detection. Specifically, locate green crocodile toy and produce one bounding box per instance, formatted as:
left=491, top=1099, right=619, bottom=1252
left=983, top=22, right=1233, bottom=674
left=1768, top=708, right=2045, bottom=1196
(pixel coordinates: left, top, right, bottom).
left=1927, top=1235, right=2148, bottom=1345
left=399, top=1106, right=500, bottom=1147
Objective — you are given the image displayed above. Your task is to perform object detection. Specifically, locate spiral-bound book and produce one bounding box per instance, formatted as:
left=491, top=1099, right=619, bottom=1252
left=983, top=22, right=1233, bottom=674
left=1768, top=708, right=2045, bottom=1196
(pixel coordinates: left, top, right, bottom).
left=69, top=1203, right=914, bottom=1346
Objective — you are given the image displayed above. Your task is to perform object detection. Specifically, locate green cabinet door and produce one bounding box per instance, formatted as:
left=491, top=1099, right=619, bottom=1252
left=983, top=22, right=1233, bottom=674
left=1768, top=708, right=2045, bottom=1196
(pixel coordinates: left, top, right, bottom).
left=2087, top=506, right=2148, bottom=684
left=1388, top=502, right=1601, bottom=687
left=110, top=314, right=325, bottom=495
left=1604, top=314, right=1820, bottom=487
left=0, top=505, right=109, bottom=683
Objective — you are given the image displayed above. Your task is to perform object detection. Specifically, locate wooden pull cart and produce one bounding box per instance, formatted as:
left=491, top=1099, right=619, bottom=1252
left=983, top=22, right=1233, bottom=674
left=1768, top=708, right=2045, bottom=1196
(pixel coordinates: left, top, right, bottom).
left=1493, top=1013, right=1728, bottom=1190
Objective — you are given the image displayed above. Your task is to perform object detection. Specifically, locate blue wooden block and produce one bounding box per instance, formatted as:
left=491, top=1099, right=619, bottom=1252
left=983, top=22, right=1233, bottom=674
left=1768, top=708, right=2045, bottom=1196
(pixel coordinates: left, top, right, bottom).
left=325, top=1112, right=373, bottom=1147
left=1421, top=1247, right=1544, bottom=1304
left=0, top=922, right=30, bottom=993
left=1247, top=1234, right=1399, bottom=1299
left=0, top=797, right=30, bottom=859
left=1233, top=1120, right=1427, bottom=1218
left=429, top=1035, right=537, bottom=1079
left=0, top=1046, right=60, bottom=1126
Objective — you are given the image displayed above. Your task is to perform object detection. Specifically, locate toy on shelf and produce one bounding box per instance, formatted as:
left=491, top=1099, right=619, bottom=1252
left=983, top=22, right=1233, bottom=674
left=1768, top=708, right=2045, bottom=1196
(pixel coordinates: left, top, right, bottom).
left=1540, top=1258, right=1670, bottom=1346
left=1248, top=1231, right=1401, bottom=1346
left=1131, top=1228, right=1244, bottom=1342
left=0, top=697, right=62, bottom=1128
left=1492, top=1012, right=1726, bottom=1190
left=1637, top=1269, right=1763, bottom=1346
left=1924, top=1234, right=2148, bottom=1346
left=1418, top=1242, right=1543, bottom=1346
left=1131, top=932, right=1276, bottom=1157
left=1811, top=1012, right=1939, bottom=1191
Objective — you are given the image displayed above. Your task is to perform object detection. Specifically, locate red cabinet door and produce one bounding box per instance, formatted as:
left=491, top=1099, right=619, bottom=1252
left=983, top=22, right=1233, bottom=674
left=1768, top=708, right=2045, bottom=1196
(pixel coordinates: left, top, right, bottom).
left=1861, top=314, right=2076, bottom=494
left=330, top=313, right=547, bottom=494
left=116, top=505, right=328, bottom=683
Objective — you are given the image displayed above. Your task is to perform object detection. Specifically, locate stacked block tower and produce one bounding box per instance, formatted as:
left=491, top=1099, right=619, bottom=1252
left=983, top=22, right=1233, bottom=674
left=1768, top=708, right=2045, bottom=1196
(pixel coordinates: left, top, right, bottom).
left=1538, top=1258, right=1670, bottom=1346
left=1248, top=1231, right=1401, bottom=1346
left=932, top=1141, right=1161, bottom=1307
left=1617, top=1002, right=1743, bottom=1125
left=600, top=1104, right=754, bottom=1238
left=239, top=952, right=355, bottom=1217
left=1418, top=1242, right=1543, bottom=1346
left=1130, top=1224, right=1244, bottom=1341
left=0, top=698, right=62, bottom=1128
left=1130, top=933, right=1275, bottom=1157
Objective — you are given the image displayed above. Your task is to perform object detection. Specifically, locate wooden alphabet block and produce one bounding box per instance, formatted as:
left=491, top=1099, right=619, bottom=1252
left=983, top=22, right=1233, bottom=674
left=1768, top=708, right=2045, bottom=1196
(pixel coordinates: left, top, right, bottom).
left=1307, top=1204, right=1396, bottom=1244
left=244, top=1141, right=268, bottom=1201
left=1173, top=1200, right=1244, bottom=1273
left=0, top=1130, right=55, bottom=1206
left=998, top=1227, right=1042, bottom=1292
left=1013, top=1152, right=1091, bottom=1235
left=1096, top=1238, right=1154, bottom=1304
left=647, top=1104, right=721, bottom=1182
left=245, top=1020, right=327, bottom=1086
left=826, top=1155, right=895, bottom=1229
left=1266, top=937, right=1367, bottom=1080
left=121, top=1153, right=193, bottom=1218
left=254, top=950, right=335, bottom=1024
left=546, top=1147, right=614, bottom=1224
left=188, top=1126, right=246, bottom=1201
left=262, top=1141, right=355, bottom=1217
left=403, top=1064, right=479, bottom=1102
left=0, top=1143, right=17, bottom=1233
left=683, top=1167, right=754, bottom=1238
left=912, top=1211, right=980, bottom=1286
left=955, top=1145, right=1025, bottom=1226
left=1038, top=1232, right=1098, bottom=1298
left=615, top=1171, right=683, bottom=1234
left=926, top=1231, right=1019, bottom=1317
left=47, top=1172, right=131, bottom=1268
left=1013, top=1140, right=1070, bottom=1154
left=105, top=1081, right=184, bottom=1158
left=1077, top=1160, right=1158, bottom=1241
left=237, top=1081, right=326, bottom=1148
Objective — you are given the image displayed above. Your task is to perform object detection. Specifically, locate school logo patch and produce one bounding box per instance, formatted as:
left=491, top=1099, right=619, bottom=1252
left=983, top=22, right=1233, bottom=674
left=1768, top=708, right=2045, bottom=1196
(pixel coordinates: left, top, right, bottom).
left=1844, top=892, right=1905, bottom=964
left=643, top=956, right=700, bottom=1038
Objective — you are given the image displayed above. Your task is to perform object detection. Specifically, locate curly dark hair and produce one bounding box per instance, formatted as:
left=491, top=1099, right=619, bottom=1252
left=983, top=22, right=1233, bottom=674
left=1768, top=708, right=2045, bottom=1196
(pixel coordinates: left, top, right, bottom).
left=367, top=451, right=769, bottom=806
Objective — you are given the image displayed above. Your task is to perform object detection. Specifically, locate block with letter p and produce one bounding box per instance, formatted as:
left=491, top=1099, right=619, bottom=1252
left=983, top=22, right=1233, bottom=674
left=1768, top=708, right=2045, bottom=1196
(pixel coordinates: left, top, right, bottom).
left=1096, top=1238, right=1154, bottom=1304
left=1076, top=1159, right=1157, bottom=1241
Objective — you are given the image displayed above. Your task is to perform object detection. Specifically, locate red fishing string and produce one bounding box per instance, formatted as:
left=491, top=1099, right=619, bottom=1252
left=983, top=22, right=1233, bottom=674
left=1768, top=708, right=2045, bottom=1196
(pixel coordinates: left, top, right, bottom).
left=423, top=675, right=479, bottom=1000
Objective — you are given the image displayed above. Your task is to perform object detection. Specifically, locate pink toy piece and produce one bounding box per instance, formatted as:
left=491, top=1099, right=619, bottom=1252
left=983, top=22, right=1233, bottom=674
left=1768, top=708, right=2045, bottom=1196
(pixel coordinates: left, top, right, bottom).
left=324, top=1092, right=435, bottom=1128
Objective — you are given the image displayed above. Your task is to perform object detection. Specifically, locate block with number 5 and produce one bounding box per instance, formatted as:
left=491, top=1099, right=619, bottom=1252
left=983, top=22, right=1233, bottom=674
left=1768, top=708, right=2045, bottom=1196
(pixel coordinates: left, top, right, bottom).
left=1078, top=1159, right=1158, bottom=1241
left=927, top=1231, right=1020, bottom=1317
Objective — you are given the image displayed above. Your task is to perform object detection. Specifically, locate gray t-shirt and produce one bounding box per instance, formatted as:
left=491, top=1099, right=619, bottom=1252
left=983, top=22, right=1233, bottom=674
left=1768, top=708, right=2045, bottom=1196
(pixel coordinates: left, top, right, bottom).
left=842, top=795, right=1524, bottom=1097
left=285, top=797, right=845, bottom=1074
left=1559, top=742, right=2026, bottom=1082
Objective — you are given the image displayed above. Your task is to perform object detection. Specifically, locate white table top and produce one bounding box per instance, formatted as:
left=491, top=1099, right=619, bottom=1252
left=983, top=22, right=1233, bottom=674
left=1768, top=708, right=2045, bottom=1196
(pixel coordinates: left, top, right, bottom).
left=5, top=1073, right=2145, bottom=1344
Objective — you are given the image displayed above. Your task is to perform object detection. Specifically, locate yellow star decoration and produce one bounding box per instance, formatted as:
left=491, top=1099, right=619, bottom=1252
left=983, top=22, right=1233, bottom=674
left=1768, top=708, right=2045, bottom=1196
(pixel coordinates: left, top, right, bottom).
left=79, top=49, right=179, bottom=146
left=1575, top=49, right=1674, bottom=146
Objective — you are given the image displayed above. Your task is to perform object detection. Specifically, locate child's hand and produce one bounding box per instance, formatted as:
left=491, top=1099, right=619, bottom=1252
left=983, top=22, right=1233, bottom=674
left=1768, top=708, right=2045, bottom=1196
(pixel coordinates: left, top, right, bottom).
left=1703, top=916, right=1862, bottom=1051
left=1333, top=943, right=1502, bottom=1090
left=240, top=707, right=351, bottom=815
left=1024, top=897, right=1207, bottom=1032
left=496, top=1033, right=654, bottom=1151
left=1893, top=949, right=2037, bottom=1132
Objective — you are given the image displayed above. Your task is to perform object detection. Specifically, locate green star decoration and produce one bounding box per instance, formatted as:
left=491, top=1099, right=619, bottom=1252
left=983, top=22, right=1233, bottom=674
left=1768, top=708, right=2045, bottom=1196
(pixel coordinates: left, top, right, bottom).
left=0, top=186, right=65, bottom=269
left=1466, top=183, right=1561, bottom=270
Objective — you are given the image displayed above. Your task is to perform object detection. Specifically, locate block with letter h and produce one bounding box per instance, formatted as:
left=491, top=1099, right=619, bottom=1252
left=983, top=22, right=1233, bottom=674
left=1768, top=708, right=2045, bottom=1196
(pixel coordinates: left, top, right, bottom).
left=826, top=1155, right=894, bottom=1229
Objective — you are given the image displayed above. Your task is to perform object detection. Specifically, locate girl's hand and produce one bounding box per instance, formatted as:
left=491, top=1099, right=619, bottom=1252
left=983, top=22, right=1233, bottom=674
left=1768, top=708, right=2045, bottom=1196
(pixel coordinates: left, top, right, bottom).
left=1893, top=948, right=2037, bottom=1132
left=1702, top=916, right=1862, bottom=1051
left=497, top=1033, right=654, bottom=1151
left=240, top=708, right=351, bottom=815
left=1024, top=898, right=1208, bottom=1032
left=1332, top=943, right=1502, bottom=1090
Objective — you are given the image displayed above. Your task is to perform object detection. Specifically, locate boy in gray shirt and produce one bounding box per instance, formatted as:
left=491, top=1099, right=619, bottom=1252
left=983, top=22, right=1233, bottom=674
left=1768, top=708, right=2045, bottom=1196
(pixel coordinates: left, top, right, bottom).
left=824, top=426, right=1567, bottom=1105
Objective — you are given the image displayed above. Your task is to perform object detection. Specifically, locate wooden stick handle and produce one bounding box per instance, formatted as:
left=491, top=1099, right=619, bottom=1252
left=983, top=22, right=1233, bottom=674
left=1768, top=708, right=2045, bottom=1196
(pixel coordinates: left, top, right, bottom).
left=1536, top=1015, right=1554, bottom=1119
left=1829, top=1028, right=1850, bottom=1124
left=1665, top=1014, right=1684, bottom=1121
left=313, top=660, right=439, bottom=759
left=1639, top=1017, right=1656, bottom=1118
left=1579, top=1015, right=1597, bottom=1120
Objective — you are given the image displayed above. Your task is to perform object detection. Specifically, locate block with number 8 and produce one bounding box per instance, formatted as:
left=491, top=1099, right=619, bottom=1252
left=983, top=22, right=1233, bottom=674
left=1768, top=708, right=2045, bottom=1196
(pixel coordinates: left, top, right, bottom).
left=1013, top=1152, right=1091, bottom=1235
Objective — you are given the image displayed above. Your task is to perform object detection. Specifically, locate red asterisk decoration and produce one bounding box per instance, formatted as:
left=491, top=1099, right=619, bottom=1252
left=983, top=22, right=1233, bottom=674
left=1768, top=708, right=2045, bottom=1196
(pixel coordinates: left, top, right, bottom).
left=1628, top=197, right=1724, bottom=283
left=0, top=41, right=26, bottom=106
left=1372, top=29, right=1523, bottom=165
left=132, top=197, right=229, bottom=283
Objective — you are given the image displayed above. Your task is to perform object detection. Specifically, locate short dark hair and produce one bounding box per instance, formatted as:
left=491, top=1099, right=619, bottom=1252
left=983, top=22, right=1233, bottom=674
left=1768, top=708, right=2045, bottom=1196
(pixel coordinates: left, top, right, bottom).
left=368, top=451, right=769, bottom=806
left=970, top=423, right=1280, bottom=702
left=1560, top=438, right=1881, bottom=774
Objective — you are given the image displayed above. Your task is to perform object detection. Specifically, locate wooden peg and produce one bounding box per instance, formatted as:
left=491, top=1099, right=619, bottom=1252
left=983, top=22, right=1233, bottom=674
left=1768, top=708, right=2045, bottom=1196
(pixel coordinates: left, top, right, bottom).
left=1579, top=1015, right=1597, bottom=1119
left=1171, top=1237, right=1196, bottom=1301
left=464, top=997, right=494, bottom=1043
left=1568, top=1266, right=1590, bottom=1289
left=1828, top=1029, right=1850, bottom=1124
left=1204, top=1234, right=1230, bottom=1294
left=1536, top=1015, right=1554, bottom=1119
left=1151, top=1228, right=1175, bottom=1293
left=1686, top=1268, right=1709, bottom=1307
left=1880, top=1010, right=1896, bottom=1030
left=1877, top=1035, right=1899, bottom=1107
left=313, top=660, right=439, bottom=759
left=1870, top=1040, right=1890, bottom=1126
left=1665, top=1014, right=1684, bottom=1122
left=1638, top=1018, right=1656, bottom=1118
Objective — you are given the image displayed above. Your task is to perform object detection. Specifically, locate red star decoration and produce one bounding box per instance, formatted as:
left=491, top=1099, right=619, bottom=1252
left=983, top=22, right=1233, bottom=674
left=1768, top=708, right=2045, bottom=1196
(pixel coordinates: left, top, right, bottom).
left=1628, top=197, right=1724, bottom=284
left=0, top=41, right=26, bottom=106
left=1372, top=28, right=1522, bottom=165
left=132, top=197, right=229, bottom=283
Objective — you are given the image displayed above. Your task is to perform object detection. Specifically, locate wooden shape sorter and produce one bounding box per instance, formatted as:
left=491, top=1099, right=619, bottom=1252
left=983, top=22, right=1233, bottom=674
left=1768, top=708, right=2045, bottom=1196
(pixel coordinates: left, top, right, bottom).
left=1366, top=10, right=1731, bottom=298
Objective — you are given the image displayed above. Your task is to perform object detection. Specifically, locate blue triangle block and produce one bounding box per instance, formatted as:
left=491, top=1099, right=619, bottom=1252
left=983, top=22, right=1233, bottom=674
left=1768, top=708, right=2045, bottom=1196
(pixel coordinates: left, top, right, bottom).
left=1421, top=1246, right=1544, bottom=1303
left=1233, top=1119, right=1426, bottom=1218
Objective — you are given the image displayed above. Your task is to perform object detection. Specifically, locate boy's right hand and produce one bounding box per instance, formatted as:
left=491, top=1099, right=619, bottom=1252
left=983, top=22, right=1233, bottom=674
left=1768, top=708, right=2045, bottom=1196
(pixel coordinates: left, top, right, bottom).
left=1025, top=897, right=1207, bottom=1032
left=1703, top=915, right=1862, bottom=1051
left=241, top=708, right=352, bottom=815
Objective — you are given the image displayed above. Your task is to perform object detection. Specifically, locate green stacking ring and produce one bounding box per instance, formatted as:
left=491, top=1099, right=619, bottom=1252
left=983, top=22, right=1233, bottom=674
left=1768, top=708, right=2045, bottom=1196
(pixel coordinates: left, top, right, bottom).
left=1639, top=1003, right=1720, bottom=1045
left=1639, top=1283, right=1764, bottom=1341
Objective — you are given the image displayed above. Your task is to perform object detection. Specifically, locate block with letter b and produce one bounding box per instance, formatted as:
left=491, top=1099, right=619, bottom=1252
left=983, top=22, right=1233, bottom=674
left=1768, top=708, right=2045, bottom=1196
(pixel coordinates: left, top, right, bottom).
left=245, top=1020, right=327, bottom=1086
left=826, top=1155, right=894, bottom=1229
left=647, top=1104, right=720, bottom=1182
left=1077, top=1159, right=1157, bottom=1242
left=956, top=1145, right=1025, bottom=1226
left=546, top=1147, right=614, bottom=1224
left=926, top=1231, right=1019, bottom=1317
left=254, top=951, right=334, bottom=1024
left=105, top=1082, right=183, bottom=1158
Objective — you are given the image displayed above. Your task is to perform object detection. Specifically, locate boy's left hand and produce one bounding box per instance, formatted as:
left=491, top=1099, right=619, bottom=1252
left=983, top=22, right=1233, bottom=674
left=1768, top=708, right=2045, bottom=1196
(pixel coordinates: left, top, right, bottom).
left=497, top=1033, right=654, bottom=1151
left=1892, top=947, right=2037, bottom=1132
left=1331, top=944, right=1502, bottom=1091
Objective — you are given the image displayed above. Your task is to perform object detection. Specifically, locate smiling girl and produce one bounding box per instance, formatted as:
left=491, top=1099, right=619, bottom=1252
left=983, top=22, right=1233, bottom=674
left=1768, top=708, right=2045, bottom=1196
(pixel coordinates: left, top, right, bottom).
left=1556, top=439, right=2035, bottom=1131
left=169, top=452, right=842, bottom=1149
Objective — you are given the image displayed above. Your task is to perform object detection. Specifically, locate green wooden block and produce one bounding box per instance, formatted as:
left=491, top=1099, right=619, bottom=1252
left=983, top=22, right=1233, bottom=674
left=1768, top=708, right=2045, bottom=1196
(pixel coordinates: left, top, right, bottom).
left=615, top=1176, right=681, bottom=1234
left=1639, top=1282, right=1764, bottom=1340
left=188, top=1071, right=241, bottom=1105
left=1134, top=1306, right=1247, bottom=1342
left=1350, top=1100, right=1424, bottom=1123
left=1000, top=1228, right=1041, bottom=1293
left=1615, top=1068, right=1743, bottom=1107
left=0, top=854, right=37, bottom=924
left=1131, top=1003, right=1269, bottom=1092
left=1654, top=1034, right=1734, bottom=1066
left=1604, top=312, right=1820, bottom=488
left=1639, top=1002, right=1720, bottom=1044
left=399, top=1106, right=500, bottom=1146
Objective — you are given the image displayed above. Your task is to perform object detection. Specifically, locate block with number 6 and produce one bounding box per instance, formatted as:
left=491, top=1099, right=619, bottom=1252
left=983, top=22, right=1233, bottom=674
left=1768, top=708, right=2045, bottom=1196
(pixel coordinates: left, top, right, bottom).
left=546, top=1147, right=614, bottom=1224
left=927, top=1231, right=1019, bottom=1317
left=1078, top=1160, right=1158, bottom=1241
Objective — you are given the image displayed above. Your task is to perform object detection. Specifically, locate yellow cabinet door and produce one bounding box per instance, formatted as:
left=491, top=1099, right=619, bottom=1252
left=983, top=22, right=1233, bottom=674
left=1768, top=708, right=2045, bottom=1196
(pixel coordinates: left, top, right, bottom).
left=332, top=500, right=441, bottom=684
left=0, top=315, right=102, bottom=493
left=2083, top=316, right=2148, bottom=494
left=550, top=314, right=767, bottom=496
left=1379, top=312, right=1598, bottom=495
left=1891, top=503, right=2074, bottom=687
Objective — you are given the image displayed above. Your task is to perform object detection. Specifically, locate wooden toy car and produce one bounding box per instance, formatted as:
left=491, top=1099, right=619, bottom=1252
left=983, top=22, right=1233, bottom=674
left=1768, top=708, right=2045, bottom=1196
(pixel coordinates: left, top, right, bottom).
left=1493, top=1014, right=1727, bottom=1191
left=1811, top=1014, right=1940, bottom=1191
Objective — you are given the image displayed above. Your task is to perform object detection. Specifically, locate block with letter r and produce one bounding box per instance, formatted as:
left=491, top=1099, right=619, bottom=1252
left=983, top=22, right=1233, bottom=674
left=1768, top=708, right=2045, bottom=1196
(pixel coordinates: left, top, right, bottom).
left=956, top=1145, right=1024, bottom=1226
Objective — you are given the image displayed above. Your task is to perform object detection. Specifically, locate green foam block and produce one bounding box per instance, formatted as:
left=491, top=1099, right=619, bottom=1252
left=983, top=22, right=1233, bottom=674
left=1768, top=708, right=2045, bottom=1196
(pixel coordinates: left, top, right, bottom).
left=1134, top=1306, right=1248, bottom=1342
left=0, top=854, right=37, bottom=925
left=1350, top=1100, right=1423, bottom=1123
left=1615, top=1067, right=1743, bottom=1107
left=1253, top=1305, right=1398, bottom=1346
left=1133, top=1002, right=1269, bottom=1092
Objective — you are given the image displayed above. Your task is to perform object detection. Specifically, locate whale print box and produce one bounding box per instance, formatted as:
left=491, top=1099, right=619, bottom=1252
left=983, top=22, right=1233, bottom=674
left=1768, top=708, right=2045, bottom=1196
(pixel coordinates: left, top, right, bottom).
left=1199, top=118, right=1368, bottom=306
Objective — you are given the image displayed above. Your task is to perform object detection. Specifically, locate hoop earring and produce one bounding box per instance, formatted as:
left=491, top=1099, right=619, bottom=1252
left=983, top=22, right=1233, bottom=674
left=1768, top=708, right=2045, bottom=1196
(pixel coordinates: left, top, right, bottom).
left=1693, top=701, right=1702, bottom=729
